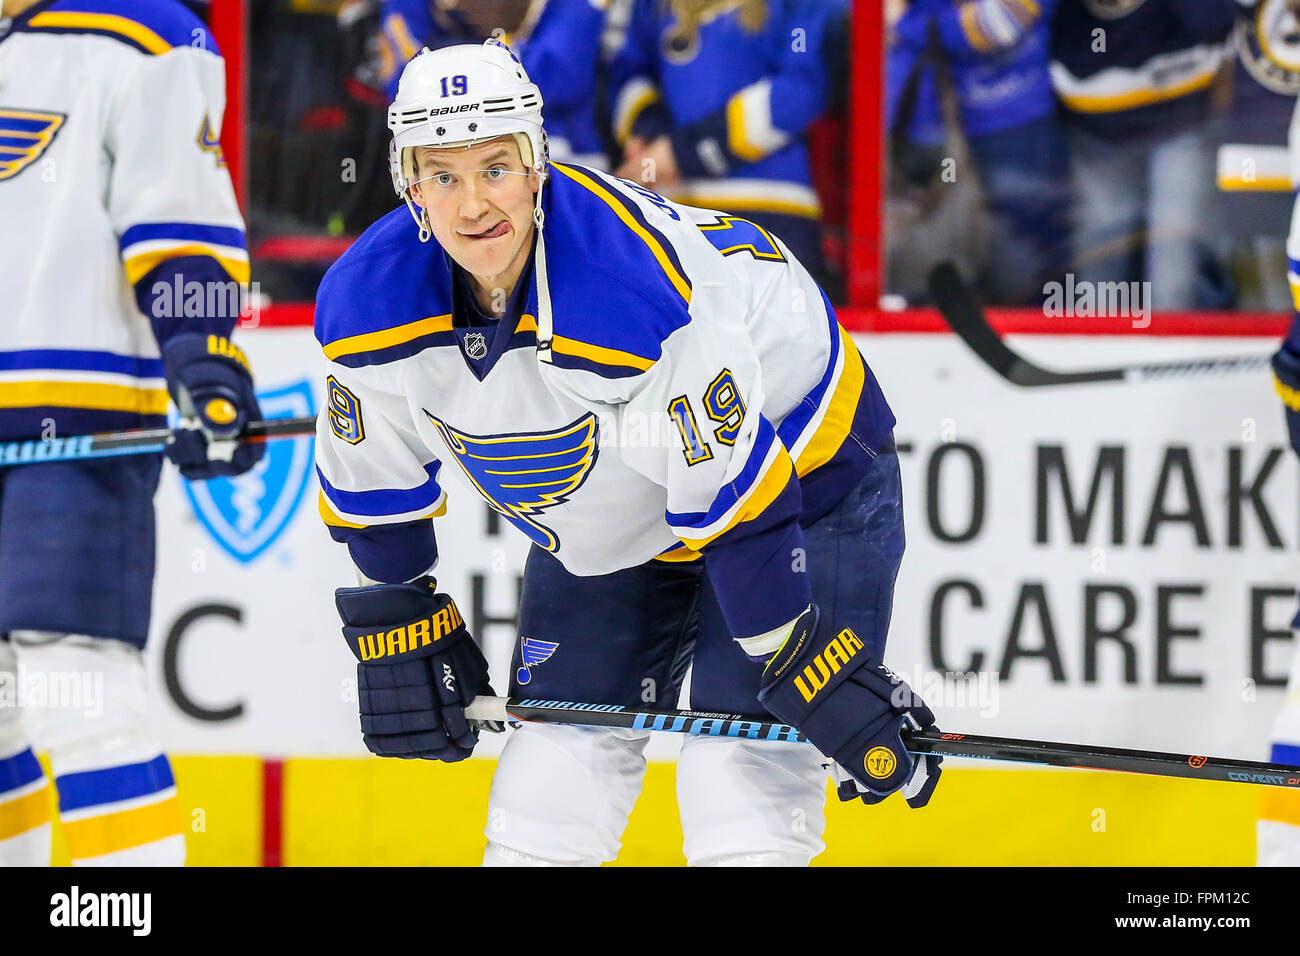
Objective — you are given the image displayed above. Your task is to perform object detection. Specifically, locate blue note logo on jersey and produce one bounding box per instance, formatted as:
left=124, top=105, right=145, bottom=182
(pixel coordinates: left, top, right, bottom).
left=426, top=411, right=599, bottom=553
left=515, top=636, right=559, bottom=685
left=183, top=380, right=316, bottom=564
left=0, top=109, right=65, bottom=181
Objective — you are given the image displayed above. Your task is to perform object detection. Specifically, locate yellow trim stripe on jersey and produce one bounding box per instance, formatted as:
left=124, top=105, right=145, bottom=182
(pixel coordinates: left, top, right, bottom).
left=677, top=446, right=795, bottom=550
left=0, top=382, right=169, bottom=415
left=323, top=314, right=454, bottom=362
left=1058, top=67, right=1218, bottom=114
left=676, top=193, right=821, bottom=220
left=385, top=13, right=419, bottom=61
left=1275, top=373, right=1300, bottom=413
left=959, top=3, right=994, bottom=53
left=725, top=94, right=766, bottom=163
left=550, top=334, right=655, bottom=372
left=615, top=87, right=661, bottom=147
left=319, top=491, right=368, bottom=529
left=318, top=490, right=448, bottom=529
left=0, top=782, right=51, bottom=841
left=794, top=326, right=866, bottom=477
left=123, top=244, right=251, bottom=287
left=62, top=795, right=182, bottom=861
left=551, top=163, right=693, bottom=305
left=27, top=11, right=173, bottom=55
left=1218, top=174, right=1292, bottom=192
left=1290, top=274, right=1300, bottom=313
left=653, top=544, right=702, bottom=563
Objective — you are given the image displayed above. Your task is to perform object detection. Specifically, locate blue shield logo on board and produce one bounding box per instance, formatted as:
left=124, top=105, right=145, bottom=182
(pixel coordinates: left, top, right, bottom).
left=183, top=380, right=316, bottom=563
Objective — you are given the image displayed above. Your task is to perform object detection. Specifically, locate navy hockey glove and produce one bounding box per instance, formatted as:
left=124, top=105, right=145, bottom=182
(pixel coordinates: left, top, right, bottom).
left=757, top=606, right=942, bottom=808
left=161, top=333, right=264, bottom=480
left=336, top=577, right=493, bottom=761
left=1272, top=345, right=1300, bottom=458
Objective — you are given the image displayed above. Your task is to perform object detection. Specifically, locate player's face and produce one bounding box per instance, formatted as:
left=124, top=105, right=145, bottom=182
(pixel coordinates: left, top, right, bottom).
left=410, top=139, right=538, bottom=285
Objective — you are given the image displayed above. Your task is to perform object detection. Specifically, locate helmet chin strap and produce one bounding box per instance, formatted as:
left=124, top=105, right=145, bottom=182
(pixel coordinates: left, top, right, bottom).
left=532, top=171, right=546, bottom=232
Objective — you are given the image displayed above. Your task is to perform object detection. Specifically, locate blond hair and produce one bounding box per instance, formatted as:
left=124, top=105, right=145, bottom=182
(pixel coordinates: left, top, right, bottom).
left=666, top=0, right=769, bottom=52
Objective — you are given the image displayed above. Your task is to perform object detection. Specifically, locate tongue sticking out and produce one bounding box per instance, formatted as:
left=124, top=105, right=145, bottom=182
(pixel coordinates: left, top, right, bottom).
left=477, top=221, right=509, bottom=239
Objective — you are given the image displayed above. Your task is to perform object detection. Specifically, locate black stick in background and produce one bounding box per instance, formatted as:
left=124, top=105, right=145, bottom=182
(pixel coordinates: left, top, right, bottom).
left=927, top=262, right=1271, bottom=387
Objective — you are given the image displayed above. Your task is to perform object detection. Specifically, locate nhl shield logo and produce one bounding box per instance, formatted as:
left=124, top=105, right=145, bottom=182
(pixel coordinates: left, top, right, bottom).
left=182, top=380, right=316, bottom=563
left=464, top=331, right=488, bottom=359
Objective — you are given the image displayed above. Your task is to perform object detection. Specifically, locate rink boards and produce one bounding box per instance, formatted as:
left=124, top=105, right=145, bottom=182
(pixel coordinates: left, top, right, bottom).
left=98, top=328, right=1300, bottom=864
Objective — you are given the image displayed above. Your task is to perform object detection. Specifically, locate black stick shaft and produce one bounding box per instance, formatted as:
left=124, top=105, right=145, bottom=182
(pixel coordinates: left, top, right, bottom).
left=905, top=730, right=1300, bottom=788
left=466, top=696, right=1300, bottom=789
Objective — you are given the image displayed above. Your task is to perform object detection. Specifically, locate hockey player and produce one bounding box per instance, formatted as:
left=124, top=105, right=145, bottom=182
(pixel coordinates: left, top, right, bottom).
left=1050, top=0, right=1239, bottom=310
left=316, top=39, right=942, bottom=867
left=606, top=0, right=848, bottom=287
left=1265, top=0, right=1300, bottom=867
left=0, top=0, right=263, bottom=865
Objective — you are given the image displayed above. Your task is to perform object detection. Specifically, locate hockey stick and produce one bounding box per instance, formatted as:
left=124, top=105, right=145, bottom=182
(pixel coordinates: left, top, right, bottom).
left=927, top=262, right=1272, bottom=387
left=465, top=695, right=1300, bottom=790
left=0, top=415, right=317, bottom=467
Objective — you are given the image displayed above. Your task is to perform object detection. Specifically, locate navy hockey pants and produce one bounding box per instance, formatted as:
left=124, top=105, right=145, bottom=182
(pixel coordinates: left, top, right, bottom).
left=510, top=440, right=904, bottom=713
left=0, top=456, right=162, bottom=647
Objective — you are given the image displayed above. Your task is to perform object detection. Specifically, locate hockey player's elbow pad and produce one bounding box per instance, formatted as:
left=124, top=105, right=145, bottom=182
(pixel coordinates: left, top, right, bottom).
left=1272, top=346, right=1300, bottom=458
left=757, top=605, right=943, bottom=809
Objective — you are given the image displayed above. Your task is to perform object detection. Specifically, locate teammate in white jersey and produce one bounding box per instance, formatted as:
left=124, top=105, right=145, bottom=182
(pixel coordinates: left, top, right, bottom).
left=0, top=0, right=262, bottom=866
left=316, top=39, right=942, bottom=866
left=1264, top=34, right=1300, bottom=863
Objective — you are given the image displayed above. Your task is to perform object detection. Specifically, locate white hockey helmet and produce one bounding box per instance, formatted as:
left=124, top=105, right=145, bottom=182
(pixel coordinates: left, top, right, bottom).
left=388, top=38, right=549, bottom=240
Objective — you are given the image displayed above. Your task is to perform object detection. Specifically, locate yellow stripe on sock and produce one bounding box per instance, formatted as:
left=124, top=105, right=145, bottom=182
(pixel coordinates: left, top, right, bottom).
left=63, top=794, right=182, bottom=861
left=0, top=381, right=170, bottom=415
left=0, top=781, right=52, bottom=841
left=1260, top=787, right=1300, bottom=827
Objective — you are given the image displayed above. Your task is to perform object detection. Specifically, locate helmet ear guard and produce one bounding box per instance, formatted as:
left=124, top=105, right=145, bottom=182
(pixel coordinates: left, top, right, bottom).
left=387, top=38, right=549, bottom=241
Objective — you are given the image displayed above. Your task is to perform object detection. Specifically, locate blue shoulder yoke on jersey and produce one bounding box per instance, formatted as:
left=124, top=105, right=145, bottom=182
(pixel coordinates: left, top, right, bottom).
left=315, top=207, right=459, bottom=369
left=11, top=0, right=220, bottom=56
left=541, top=163, right=695, bottom=379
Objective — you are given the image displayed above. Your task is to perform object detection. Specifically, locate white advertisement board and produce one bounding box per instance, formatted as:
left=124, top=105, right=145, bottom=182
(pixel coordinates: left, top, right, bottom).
left=143, top=329, right=1297, bottom=763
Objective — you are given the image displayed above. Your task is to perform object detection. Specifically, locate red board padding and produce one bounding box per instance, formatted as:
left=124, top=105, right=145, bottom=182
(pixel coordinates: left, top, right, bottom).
left=252, top=302, right=1288, bottom=338
left=839, top=307, right=1288, bottom=337
left=249, top=303, right=317, bottom=328
left=262, top=759, right=283, bottom=868
left=253, top=236, right=357, bottom=262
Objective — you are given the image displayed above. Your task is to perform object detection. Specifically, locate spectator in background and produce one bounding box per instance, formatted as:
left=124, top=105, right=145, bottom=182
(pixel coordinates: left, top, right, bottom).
left=887, top=0, right=1069, bottom=305
left=1258, top=0, right=1300, bottom=874
left=1050, top=0, right=1238, bottom=311
left=607, top=0, right=848, bottom=288
left=377, top=0, right=609, bottom=168
left=1210, top=0, right=1298, bottom=312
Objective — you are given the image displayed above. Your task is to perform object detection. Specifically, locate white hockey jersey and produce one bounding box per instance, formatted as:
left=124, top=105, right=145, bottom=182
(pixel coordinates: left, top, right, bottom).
left=315, top=163, right=893, bottom=637
left=0, top=0, right=248, bottom=440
